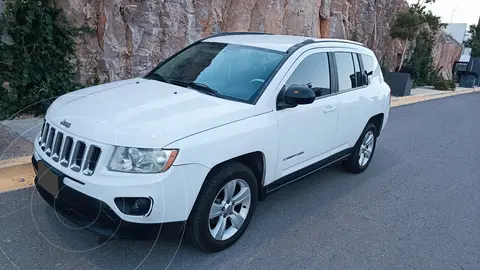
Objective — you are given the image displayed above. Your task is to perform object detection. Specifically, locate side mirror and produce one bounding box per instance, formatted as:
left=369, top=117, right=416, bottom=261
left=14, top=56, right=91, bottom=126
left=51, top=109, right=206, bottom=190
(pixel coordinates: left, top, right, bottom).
left=277, top=84, right=315, bottom=110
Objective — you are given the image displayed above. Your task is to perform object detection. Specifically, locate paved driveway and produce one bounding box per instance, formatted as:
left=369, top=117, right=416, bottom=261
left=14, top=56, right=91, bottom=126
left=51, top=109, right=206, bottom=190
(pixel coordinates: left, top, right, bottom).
left=1, top=93, right=479, bottom=269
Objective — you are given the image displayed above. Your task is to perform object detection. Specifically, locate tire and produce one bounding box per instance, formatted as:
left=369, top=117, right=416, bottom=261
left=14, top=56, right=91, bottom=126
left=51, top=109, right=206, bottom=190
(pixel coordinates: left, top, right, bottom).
left=187, top=161, right=258, bottom=252
left=343, top=123, right=377, bottom=174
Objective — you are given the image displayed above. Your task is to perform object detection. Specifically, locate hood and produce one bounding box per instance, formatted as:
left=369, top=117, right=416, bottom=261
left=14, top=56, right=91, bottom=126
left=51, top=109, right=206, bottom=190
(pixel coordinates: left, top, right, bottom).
left=46, top=78, right=255, bottom=148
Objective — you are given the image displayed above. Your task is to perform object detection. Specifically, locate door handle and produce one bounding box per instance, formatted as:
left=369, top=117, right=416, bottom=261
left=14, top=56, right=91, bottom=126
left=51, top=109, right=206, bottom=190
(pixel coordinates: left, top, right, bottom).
left=323, top=105, right=337, bottom=113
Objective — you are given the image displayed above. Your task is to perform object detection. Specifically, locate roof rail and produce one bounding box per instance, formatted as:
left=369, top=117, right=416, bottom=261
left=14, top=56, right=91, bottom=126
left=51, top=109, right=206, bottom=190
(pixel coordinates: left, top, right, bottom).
left=286, top=38, right=367, bottom=55
left=191, top=31, right=273, bottom=45
left=204, top=31, right=273, bottom=40
left=286, top=39, right=315, bottom=54
left=316, top=38, right=365, bottom=46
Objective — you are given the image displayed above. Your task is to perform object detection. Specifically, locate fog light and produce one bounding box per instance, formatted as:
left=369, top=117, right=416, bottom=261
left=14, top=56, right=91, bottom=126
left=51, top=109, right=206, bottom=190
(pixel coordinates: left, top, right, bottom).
left=114, top=197, right=152, bottom=216
left=132, top=200, right=141, bottom=212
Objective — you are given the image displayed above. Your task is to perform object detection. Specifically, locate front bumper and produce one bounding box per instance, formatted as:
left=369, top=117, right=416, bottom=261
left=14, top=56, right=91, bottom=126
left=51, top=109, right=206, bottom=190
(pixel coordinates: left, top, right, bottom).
left=33, top=144, right=210, bottom=236
left=33, top=157, right=178, bottom=237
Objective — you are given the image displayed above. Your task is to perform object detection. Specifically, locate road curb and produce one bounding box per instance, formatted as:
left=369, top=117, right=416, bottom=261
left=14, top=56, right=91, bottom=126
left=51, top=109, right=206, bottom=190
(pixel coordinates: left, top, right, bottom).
left=0, top=156, right=31, bottom=169
left=0, top=156, right=35, bottom=193
left=391, top=89, right=478, bottom=107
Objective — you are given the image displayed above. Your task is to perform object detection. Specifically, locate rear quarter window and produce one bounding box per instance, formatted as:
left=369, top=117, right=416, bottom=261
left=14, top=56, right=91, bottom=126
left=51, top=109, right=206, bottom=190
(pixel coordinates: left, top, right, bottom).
left=361, top=54, right=377, bottom=84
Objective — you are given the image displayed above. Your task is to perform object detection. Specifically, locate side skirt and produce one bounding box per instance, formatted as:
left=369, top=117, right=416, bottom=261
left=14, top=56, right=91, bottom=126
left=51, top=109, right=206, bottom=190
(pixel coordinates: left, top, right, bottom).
left=263, top=148, right=352, bottom=196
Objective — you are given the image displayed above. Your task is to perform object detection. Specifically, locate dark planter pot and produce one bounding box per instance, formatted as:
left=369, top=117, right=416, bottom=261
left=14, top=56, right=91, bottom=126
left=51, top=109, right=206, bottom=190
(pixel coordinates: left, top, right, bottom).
left=384, top=72, right=413, bottom=97
left=468, top=57, right=480, bottom=86
left=459, top=75, right=477, bottom=88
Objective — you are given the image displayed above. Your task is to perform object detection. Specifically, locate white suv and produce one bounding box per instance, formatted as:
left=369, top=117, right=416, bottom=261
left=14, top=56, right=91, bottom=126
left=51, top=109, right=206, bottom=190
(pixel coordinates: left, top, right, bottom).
left=32, top=33, right=390, bottom=252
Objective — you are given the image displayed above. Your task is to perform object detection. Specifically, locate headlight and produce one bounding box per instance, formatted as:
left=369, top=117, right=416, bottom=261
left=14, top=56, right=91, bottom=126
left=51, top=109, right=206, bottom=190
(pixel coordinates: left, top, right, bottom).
left=108, top=147, right=179, bottom=173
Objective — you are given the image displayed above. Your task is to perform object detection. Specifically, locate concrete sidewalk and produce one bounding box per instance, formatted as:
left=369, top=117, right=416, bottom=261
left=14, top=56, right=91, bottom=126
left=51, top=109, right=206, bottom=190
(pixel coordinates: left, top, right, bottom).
left=0, top=117, right=42, bottom=161
left=391, top=86, right=478, bottom=106
left=0, top=124, right=34, bottom=160
left=396, top=86, right=476, bottom=98
left=1, top=117, right=43, bottom=144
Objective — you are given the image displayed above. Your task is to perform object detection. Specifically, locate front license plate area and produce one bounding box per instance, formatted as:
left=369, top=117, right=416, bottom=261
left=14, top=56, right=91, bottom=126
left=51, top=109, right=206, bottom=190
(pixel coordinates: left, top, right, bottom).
left=37, top=161, right=61, bottom=198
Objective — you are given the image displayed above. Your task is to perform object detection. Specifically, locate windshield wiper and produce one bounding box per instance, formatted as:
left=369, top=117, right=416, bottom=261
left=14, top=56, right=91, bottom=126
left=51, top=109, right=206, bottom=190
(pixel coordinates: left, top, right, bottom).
left=144, top=73, right=169, bottom=83
left=188, top=82, right=220, bottom=97
left=170, top=80, right=220, bottom=97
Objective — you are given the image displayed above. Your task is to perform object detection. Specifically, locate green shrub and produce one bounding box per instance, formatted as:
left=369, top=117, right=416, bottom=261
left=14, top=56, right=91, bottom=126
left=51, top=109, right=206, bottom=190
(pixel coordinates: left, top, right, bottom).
left=464, top=23, right=480, bottom=58
left=412, top=80, right=419, bottom=89
left=0, top=0, right=84, bottom=119
left=433, top=79, right=456, bottom=91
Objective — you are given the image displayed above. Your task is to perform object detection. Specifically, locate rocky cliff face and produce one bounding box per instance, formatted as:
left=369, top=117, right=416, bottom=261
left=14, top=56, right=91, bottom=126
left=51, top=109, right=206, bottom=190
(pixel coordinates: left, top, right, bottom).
left=434, top=33, right=463, bottom=79
left=52, top=0, right=461, bottom=83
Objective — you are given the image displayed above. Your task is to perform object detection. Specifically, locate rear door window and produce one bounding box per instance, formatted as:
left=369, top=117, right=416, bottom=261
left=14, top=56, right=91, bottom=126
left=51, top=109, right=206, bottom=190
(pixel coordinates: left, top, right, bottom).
left=334, top=52, right=356, bottom=91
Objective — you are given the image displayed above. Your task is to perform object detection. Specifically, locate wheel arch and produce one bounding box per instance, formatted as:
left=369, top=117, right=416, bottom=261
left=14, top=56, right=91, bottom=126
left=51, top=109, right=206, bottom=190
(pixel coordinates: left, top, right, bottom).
left=204, top=151, right=266, bottom=201
left=368, top=113, right=384, bottom=136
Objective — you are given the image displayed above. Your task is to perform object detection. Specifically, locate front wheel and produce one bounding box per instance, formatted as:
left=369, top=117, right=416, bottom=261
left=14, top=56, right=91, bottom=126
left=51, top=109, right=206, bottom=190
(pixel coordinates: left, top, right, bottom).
left=343, top=123, right=377, bottom=174
left=187, top=161, right=257, bottom=252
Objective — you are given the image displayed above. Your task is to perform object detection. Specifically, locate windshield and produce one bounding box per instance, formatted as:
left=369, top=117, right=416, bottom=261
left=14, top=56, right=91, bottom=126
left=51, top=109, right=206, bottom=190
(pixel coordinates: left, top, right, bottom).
left=145, top=42, right=285, bottom=104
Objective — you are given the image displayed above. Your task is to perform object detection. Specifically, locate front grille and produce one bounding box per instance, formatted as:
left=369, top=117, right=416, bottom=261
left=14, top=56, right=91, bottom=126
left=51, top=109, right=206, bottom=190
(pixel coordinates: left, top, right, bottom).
left=38, top=120, right=102, bottom=176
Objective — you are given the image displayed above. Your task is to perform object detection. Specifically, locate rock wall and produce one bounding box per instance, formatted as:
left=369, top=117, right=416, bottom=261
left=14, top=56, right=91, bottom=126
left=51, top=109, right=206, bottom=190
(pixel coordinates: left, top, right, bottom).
left=329, top=0, right=409, bottom=67
left=434, top=33, right=463, bottom=79
left=50, top=0, right=460, bottom=84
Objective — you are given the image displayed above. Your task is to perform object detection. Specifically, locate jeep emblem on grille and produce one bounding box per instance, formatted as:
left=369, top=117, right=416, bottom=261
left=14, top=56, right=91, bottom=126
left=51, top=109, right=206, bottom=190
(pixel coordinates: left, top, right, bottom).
left=60, top=120, right=71, bottom=129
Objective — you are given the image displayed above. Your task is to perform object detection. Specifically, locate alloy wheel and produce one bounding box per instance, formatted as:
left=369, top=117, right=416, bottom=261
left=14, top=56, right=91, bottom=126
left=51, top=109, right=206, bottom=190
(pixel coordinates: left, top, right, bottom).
left=358, top=130, right=375, bottom=166
left=208, top=179, right=251, bottom=241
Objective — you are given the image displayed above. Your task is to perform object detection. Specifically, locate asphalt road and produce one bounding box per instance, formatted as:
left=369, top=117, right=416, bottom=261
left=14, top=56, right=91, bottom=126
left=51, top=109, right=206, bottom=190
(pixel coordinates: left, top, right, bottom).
left=1, top=93, right=479, bottom=270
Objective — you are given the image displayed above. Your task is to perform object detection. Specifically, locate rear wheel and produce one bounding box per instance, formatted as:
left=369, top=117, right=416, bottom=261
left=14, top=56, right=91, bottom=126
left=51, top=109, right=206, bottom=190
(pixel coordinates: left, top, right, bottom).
left=187, top=161, right=257, bottom=252
left=343, top=123, right=377, bottom=174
